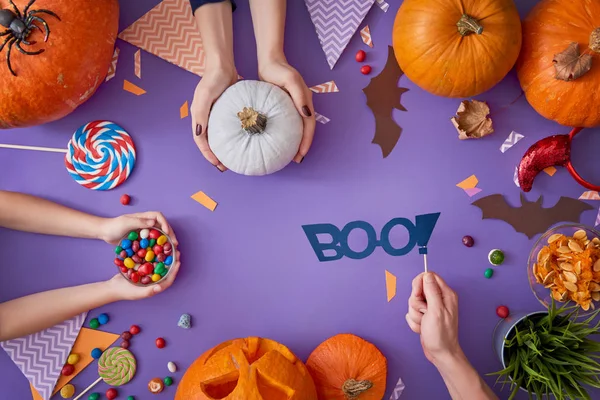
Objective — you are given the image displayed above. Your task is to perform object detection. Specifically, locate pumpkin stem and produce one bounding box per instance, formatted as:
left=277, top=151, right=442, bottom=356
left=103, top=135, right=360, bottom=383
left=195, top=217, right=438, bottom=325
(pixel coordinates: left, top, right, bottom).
left=238, top=107, right=267, bottom=134
left=591, top=28, right=600, bottom=53
left=457, top=14, right=483, bottom=36
left=342, top=379, right=373, bottom=399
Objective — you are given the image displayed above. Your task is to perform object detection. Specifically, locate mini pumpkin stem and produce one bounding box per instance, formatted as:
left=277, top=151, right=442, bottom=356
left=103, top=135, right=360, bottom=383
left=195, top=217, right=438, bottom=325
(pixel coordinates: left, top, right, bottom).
left=590, top=28, right=600, bottom=53
left=237, top=107, right=267, bottom=134
left=342, top=379, right=373, bottom=399
left=457, top=14, right=483, bottom=36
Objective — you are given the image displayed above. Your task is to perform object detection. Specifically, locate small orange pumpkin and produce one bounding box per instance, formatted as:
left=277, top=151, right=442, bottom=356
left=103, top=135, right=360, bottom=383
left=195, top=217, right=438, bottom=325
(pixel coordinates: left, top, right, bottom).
left=0, top=0, right=119, bottom=128
left=175, top=337, right=318, bottom=400
left=517, top=0, right=600, bottom=127
left=306, top=334, right=387, bottom=400
left=393, top=0, right=522, bottom=98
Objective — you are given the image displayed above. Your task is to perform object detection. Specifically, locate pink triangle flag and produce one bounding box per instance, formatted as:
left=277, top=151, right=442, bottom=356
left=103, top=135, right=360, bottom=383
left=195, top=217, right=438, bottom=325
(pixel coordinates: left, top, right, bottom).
left=118, top=0, right=206, bottom=76
left=464, top=187, right=482, bottom=197
left=0, top=313, right=87, bottom=400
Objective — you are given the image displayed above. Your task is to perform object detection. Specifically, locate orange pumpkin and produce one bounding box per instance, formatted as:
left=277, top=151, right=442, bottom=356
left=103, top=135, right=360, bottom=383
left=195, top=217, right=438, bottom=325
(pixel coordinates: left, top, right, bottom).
left=393, top=0, right=522, bottom=98
left=175, top=337, right=318, bottom=400
left=517, top=0, right=600, bottom=127
left=0, top=0, right=119, bottom=128
left=306, top=334, right=387, bottom=400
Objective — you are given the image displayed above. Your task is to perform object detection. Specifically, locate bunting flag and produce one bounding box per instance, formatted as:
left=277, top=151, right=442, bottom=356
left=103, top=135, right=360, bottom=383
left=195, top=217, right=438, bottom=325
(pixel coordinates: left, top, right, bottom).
left=513, top=166, right=520, bottom=187
left=579, top=191, right=600, bottom=200
left=500, top=131, right=524, bottom=153
left=389, top=376, right=406, bottom=399
left=105, top=48, right=120, bottom=82
left=360, top=25, right=373, bottom=48
left=310, top=81, right=339, bottom=93
left=134, top=49, right=142, bottom=79
left=315, top=112, right=331, bottom=124
left=376, top=0, right=390, bottom=12
left=305, top=0, right=376, bottom=69
left=119, top=0, right=206, bottom=76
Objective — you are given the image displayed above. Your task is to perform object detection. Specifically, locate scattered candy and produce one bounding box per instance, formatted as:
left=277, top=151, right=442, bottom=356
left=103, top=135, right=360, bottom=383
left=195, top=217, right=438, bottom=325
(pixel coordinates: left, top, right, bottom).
left=91, top=348, right=103, bottom=359
left=148, top=378, right=164, bottom=394
left=120, top=194, right=131, bottom=205
left=140, top=228, right=149, bottom=239
left=167, top=361, right=177, bottom=373
left=149, top=229, right=161, bottom=239
left=462, top=235, right=475, bottom=247
left=130, top=325, right=141, bottom=335
left=121, top=331, right=133, bottom=340
left=89, top=318, right=100, bottom=329
left=484, top=268, right=494, bottom=279
left=106, top=388, right=118, bottom=400
left=488, top=249, right=505, bottom=266
left=88, top=393, right=100, bottom=400
left=97, top=313, right=109, bottom=325
left=360, top=65, right=372, bottom=75
left=61, top=364, right=75, bottom=376
left=120, top=340, right=130, bottom=349
left=60, top=384, right=75, bottom=398
left=355, top=49, right=366, bottom=62
left=164, top=376, right=174, bottom=386
left=496, top=305, right=509, bottom=318
left=178, top=314, right=191, bottom=329
left=67, top=353, right=80, bottom=365
left=127, top=397, right=135, bottom=400
left=156, top=337, right=166, bottom=349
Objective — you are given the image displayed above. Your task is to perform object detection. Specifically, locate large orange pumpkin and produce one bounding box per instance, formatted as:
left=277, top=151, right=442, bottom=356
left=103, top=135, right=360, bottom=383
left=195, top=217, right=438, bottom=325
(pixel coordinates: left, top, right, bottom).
left=393, top=0, right=522, bottom=98
left=0, top=0, right=119, bottom=128
left=517, top=0, right=600, bottom=127
left=306, top=334, right=387, bottom=400
left=176, top=337, right=318, bottom=400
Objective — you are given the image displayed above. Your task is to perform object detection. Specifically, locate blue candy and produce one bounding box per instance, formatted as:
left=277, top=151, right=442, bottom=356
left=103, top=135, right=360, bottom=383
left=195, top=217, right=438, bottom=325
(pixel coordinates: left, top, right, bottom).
left=91, top=348, right=102, bottom=359
left=121, top=239, right=132, bottom=249
left=97, top=313, right=109, bottom=325
left=165, top=255, right=173, bottom=266
left=126, top=248, right=134, bottom=257
left=140, top=238, right=149, bottom=249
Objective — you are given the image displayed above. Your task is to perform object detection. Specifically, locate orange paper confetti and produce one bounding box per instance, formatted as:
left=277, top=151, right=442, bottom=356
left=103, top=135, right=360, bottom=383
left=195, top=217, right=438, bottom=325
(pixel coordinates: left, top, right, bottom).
left=385, top=270, right=396, bottom=302
left=360, top=25, right=373, bottom=48
left=191, top=191, right=217, bottom=211
left=180, top=101, right=189, bottom=119
left=123, top=80, right=146, bottom=96
left=105, top=47, right=120, bottom=82
left=544, top=166, right=557, bottom=176
left=456, top=175, right=478, bottom=190
left=134, top=49, right=142, bottom=78
left=309, top=80, right=339, bottom=93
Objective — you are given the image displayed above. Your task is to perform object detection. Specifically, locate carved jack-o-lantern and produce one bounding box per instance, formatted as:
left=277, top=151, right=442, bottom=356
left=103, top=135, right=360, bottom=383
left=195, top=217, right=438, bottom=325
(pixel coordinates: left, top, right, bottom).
left=175, top=337, right=318, bottom=400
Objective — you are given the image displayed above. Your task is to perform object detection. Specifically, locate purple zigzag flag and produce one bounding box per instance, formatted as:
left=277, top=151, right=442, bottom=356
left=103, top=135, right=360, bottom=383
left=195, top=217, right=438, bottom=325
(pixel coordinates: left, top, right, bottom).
left=0, top=312, right=87, bottom=400
left=305, top=0, right=376, bottom=69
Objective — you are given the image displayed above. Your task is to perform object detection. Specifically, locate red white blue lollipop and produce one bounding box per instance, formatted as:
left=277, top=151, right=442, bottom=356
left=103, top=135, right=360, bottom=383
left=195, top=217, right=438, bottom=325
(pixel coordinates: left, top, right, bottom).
left=65, top=121, right=136, bottom=190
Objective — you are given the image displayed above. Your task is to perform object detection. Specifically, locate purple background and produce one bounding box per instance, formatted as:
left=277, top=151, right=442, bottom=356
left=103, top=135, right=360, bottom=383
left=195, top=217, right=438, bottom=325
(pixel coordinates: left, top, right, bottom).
left=2, top=0, right=600, bottom=399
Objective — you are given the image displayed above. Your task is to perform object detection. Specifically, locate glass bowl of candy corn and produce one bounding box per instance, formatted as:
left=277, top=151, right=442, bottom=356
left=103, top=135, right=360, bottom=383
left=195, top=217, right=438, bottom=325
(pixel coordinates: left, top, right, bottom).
left=113, top=228, right=177, bottom=286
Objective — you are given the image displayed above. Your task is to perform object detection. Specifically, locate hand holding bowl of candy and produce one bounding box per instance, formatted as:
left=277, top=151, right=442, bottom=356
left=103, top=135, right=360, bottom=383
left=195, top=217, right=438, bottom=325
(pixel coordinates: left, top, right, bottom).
left=113, top=228, right=177, bottom=285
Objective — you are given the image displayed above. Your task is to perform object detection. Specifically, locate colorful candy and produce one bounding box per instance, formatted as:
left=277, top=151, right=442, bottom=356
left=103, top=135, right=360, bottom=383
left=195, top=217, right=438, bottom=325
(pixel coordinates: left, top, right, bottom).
left=165, top=256, right=173, bottom=266
left=164, top=376, right=174, bottom=386
left=91, top=348, right=103, bottom=359
left=120, top=194, right=131, bottom=205
left=360, top=65, right=372, bottom=75
left=98, top=313, right=109, bottom=325
left=121, top=331, right=133, bottom=340
left=149, top=229, right=161, bottom=239
left=167, top=361, right=177, bottom=373
left=88, top=393, right=100, bottom=400
left=106, top=388, right=118, bottom=400
left=462, top=235, right=475, bottom=247
left=124, top=258, right=135, bottom=269
left=151, top=274, right=161, bottom=282
left=89, top=318, right=100, bottom=329
left=148, top=378, right=164, bottom=394
left=120, top=340, right=130, bottom=349
left=157, top=235, right=167, bottom=246
left=128, top=231, right=139, bottom=241
left=141, top=276, right=152, bottom=284
left=355, top=49, right=366, bottom=62
left=131, top=240, right=140, bottom=252
left=488, top=249, right=505, bottom=266
left=127, top=397, right=135, bottom=400
left=156, top=338, right=166, bottom=349
left=178, top=314, right=191, bottom=329
left=496, top=305, right=510, bottom=318
left=67, top=353, right=80, bottom=365
left=484, top=268, right=494, bottom=279
left=129, top=325, right=141, bottom=335
left=61, top=364, right=75, bottom=376
left=60, top=384, right=75, bottom=398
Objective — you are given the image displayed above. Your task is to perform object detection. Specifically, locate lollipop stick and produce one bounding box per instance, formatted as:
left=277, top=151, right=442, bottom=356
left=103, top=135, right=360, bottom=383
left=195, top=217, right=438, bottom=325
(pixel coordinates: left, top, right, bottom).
left=73, top=377, right=102, bottom=400
left=423, top=253, right=428, bottom=273
left=0, top=143, right=67, bottom=153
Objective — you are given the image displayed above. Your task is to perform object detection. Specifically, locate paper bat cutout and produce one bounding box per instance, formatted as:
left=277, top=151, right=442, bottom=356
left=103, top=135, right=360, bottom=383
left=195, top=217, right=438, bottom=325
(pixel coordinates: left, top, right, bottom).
left=472, top=193, right=594, bottom=239
left=363, top=46, right=409, bottom=158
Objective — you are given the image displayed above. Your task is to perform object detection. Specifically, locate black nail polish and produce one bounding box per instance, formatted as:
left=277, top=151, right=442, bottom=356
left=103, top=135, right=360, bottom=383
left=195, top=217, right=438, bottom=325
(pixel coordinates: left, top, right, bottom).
left=196, top=124, right=202, bottom=136
left=302, top=106, right=312, bottom=117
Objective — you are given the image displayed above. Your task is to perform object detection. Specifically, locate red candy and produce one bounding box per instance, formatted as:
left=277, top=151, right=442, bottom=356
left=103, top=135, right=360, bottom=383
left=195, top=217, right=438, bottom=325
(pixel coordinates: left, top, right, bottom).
left=149, top=229, right=161, bottom=239
left=120, top=194, right=131, bottom=206
left=132, top=255, right=143, bottom=264
left=126, top=269, right=133, bottom=278
left=153, top=245, right=163, bottom=255
left=120, top=266, right=128, bottom=274
left=496, top=305, right=510, bottom=319
left=119, top=250, right=128, bottom=259
left=139, top=263, right=154, bottom=276
left=131, top=240, right=140, bottom=252
left=156, top=337, right=166, bottom=349
left=360, top=65, right=372, bottom=75
left=163, top=242, right=172, bottom=255
left=130, top=325, right=141, bottom=335
left=156, top=253, right=166, bottom=263
left=114, top=258, right=124, bottom=267
left=121, top=331, right=133, bottom=340
left=106, top=388, right=118, bottom=400
left=141, top=276, right=152, bottom=284
left=61, top=364, right=75, bottom=376
left=120, top=340, right=130, bottom=349
left=131, top=272, right=140, bottom=283
left=355, top=49, right=366, bottom=62
left=137, top=249, right=147, bottom=258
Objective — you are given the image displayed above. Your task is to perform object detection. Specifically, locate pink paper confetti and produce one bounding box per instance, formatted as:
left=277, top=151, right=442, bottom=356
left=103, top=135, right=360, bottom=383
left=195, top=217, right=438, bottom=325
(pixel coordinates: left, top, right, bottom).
left=105, top=47, right=120, bottom=82
left=310, top=81, right=339, bottom=93
left=315, top=112, right=330, bottom=124
left=376, top=0, right=390, bottom=12
left=389, top=376, right=405, bottom=399
left=464, top=187, right=482, bottom=197
left=579, top=191, right=600, bottom=200
left=360, top=25, right=373, bottom=48
left=134, top=49, right=141, bottom=79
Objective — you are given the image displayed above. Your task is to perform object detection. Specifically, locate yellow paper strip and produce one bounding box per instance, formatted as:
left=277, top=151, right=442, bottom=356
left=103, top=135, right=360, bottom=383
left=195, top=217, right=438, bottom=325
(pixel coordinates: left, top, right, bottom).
left=191, top=191, right=217, bottom=211
left=180, top=101, right=189, bottom=119
left=456, top=174, right=478, bottom=190
left=543, top=166, right=557, bottom=176
left=385, top=270, right=396, bottom=302
left=123, top=80, right=146, bottom=96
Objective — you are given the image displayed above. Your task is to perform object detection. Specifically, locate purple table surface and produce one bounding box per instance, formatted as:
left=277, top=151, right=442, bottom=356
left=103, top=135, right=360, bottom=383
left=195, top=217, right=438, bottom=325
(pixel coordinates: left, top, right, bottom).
left=2, top=1, right=600, bottom=399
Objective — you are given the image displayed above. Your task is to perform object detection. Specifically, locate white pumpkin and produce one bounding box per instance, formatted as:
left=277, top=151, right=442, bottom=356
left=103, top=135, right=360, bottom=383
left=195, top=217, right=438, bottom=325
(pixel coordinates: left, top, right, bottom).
left=208, top=80, right=303, bottom=176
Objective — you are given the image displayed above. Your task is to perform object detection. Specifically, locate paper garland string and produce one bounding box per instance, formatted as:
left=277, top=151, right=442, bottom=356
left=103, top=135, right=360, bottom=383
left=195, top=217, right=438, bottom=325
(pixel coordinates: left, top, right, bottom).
left=309, top=80, right=339, bottom=93
left=580, top=191, right=600, bottom=200
left=315, top=112, right=330, bottom=124
left=105, top=48, right=120, bottom=82
left=500, top=131, right=524, bottom=153
left=134, top=49, right=142, bottom=79
left=360, top=25, right=373, bottom=48
left=376, top=0, right=390, bottom=12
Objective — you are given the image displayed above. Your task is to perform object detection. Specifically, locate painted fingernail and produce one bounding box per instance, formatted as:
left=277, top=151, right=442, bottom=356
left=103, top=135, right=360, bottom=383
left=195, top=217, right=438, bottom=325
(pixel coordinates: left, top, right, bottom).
left=299, top=156, right=304, bottom=164
left=215, top=164, right=225, bottom=172
left=302, top=105, right=312, bottom=117
left=196, top=124, right=202, bottom=136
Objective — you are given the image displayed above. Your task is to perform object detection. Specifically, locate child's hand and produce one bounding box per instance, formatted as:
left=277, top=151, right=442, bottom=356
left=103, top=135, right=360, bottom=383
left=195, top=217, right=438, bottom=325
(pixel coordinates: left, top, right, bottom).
left=105, top=251, right=181, bottom=300
left=99, top=211, right=179, bottom=246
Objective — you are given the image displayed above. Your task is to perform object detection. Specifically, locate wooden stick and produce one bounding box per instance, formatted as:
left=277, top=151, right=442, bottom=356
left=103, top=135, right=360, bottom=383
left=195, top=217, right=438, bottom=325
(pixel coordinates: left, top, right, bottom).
left=0, top=144, right=67, bottom=153
left=73, top=377, right=103, bottom=400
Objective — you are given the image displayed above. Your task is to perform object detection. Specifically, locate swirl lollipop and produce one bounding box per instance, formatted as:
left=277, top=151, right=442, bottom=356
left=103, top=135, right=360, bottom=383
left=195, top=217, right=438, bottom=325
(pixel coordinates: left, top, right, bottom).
left=65, top=120, right=136, bottom=190
left=73, top=348, right=137, bottom=400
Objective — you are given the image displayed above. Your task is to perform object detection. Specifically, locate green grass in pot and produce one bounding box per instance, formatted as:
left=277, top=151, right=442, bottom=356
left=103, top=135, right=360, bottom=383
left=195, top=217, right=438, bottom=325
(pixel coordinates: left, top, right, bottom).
left=490, top=301, right=600, bottom=399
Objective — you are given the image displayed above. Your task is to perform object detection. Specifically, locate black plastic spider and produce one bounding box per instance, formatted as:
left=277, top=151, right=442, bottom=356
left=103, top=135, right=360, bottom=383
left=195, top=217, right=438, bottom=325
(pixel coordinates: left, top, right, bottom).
left=0, top=0, right=60, bottom=76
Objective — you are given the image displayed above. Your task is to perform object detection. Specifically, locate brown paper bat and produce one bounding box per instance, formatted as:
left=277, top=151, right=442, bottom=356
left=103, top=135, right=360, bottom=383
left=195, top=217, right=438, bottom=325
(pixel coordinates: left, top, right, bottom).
left=362, top=45, right=409, bottom=158
left=472, top=193, right=594, bottom=239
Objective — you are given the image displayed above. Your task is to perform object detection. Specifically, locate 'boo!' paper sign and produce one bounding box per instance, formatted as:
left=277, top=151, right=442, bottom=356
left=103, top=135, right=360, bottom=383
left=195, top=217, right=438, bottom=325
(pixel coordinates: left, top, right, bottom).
left=302, top=213, right=441, bottom=262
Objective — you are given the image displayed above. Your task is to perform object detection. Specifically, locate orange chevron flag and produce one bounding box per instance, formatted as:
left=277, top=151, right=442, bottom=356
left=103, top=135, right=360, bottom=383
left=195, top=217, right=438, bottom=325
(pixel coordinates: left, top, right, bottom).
left=118, top=0, right=206, bottom=76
